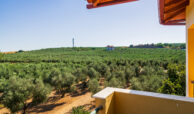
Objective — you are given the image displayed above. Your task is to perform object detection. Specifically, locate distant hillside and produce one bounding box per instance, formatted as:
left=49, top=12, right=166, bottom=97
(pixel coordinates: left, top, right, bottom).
left=1, top=47, right=185, bottom=63
left=130, top=43, right=185, bottom=49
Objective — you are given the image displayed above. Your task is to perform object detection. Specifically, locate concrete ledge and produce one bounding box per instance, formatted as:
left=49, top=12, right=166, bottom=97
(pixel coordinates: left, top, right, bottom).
left=93, top=87, right=115, bottom=99
left=93, top=87, right=194, bottom=103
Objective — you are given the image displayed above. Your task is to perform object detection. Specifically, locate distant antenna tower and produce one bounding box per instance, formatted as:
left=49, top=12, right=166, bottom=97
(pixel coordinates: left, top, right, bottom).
left=72, top=38, right=75, bottom=47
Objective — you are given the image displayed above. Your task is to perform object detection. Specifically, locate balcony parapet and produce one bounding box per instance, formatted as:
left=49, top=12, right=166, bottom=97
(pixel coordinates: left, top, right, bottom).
left=93, top=87, right=194, bottom=114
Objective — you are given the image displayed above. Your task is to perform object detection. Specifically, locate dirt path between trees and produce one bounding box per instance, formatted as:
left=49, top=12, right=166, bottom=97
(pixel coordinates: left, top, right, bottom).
left=0, top=92, right=95, bottom=114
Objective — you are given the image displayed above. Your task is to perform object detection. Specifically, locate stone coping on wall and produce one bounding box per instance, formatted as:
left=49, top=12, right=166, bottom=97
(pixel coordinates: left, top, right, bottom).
left=93, top=87, right=194, bottom=103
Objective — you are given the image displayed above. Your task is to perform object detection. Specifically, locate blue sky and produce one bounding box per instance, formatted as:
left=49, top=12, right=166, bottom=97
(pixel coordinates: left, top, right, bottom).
left=0, top=0, right=185, bottom=52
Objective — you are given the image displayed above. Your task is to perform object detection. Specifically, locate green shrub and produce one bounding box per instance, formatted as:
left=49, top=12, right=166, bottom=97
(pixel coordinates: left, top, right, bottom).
left=158, top=64, right=185, bottom=96
left=130, top=75, right=164, bottom=92
left=135, top=66, right=141, bottom=77
left=74, top=68, right=87, bottom=82
left=0, top=52, right=3, bottom=60
left=115, top=71, right=126, bottom=82
left=0, top=78, right=7, bottom=92
left=125, top=68, right=135, bottom=81
left=64, top=73, right=76, bottom=92
left=88, top=79, right=99, bottom=94
left=72, top=106, right=90, bottom=114
left=88, top=68, right=100, bottom=79
left=107, top=77, right=124, bottom=88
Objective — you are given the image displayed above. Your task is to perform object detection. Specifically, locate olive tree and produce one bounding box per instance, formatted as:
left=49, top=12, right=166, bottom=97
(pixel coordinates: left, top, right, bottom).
left=88, top=68, right=100, bottom=79
left=49, top=69, right=75, bottom=97
left=32, top=79, right=51, bottom=105
left=0, top=52, right=3, bottom=61
left=88, top=79, right=99, bottom=94
left=107, top=77, right=123, bottom=88
left=1, top=77, right=51, bottom=114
